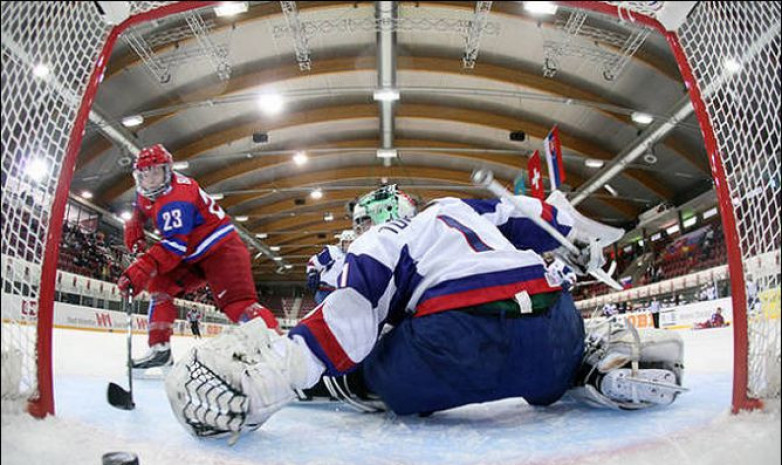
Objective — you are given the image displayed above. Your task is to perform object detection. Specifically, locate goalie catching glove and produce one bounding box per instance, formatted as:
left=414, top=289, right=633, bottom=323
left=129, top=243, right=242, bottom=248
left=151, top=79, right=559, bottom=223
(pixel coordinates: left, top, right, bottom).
left=570, top=317, right=687, bottom=410
left=164, top=318, right=310, bottom=441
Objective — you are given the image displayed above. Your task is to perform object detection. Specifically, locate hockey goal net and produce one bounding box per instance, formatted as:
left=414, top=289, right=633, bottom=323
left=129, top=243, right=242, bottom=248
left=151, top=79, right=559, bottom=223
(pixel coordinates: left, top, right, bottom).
left=0, top=1, right=779, bottom=417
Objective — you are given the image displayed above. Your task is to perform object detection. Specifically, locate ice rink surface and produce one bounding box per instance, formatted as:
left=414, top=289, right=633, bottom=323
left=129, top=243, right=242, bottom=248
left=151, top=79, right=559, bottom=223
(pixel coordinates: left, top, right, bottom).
left=2, top=325, right=779, bottom=465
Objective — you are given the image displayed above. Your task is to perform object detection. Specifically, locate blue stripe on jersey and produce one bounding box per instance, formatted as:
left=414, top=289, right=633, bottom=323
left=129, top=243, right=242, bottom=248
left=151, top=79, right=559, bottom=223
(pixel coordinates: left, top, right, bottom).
left=161, top=238, right=187, bottom=256
left=342, top=253, right=393, bottom=308
left=418, top=264, right=548, bottom=305
left=387, top=245, right=423, bottom=325
left=497, top=217, right=570, bottom=253
left=463, top=197, right=571, bottom=253
left=461, top=198, right=500, bottom=215
left=184, top=224, right=235, bottom=262
left=437, top=215, right=494, bottom=252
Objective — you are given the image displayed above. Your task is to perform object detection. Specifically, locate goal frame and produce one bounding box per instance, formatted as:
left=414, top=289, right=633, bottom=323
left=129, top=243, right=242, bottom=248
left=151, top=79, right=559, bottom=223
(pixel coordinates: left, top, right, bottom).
left=6, top=1, right=772, bottom=417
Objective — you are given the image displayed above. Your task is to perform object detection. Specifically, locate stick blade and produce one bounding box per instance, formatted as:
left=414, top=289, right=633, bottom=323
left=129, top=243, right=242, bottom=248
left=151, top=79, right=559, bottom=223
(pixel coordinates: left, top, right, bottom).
left=107, top=382, right=135, bottom=410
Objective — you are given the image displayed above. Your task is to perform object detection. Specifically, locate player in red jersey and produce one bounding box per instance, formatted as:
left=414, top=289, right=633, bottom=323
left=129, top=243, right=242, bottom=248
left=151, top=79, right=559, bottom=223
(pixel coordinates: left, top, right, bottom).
left=118, top=144, right=278, bottom=372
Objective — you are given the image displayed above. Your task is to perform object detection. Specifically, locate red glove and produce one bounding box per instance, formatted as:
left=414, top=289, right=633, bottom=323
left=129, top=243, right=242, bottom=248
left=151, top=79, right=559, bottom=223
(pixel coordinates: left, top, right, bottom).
left=124, top=209, right=147, bottom=253
left=118, top=254, right=157, bottom=296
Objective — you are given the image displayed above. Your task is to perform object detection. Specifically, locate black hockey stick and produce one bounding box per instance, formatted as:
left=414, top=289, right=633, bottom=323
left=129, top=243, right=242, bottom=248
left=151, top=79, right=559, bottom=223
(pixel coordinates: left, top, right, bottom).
left=108, top=289, right=135, bottom=410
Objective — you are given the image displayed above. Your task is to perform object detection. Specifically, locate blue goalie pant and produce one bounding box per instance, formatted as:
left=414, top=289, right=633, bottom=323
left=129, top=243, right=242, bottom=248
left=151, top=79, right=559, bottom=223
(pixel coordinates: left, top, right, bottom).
left=362, top=292, right=585, bottom=415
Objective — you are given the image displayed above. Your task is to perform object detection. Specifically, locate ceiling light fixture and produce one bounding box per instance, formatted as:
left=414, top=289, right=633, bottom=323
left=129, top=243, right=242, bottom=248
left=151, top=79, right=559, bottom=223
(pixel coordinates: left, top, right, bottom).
left=523, top=1, right=558, bottom=15
left=32, top=63, right=50, bottom=78
left=293, top=151, right=308, bottom=166
left=373, top=88, right=400, bottom=102
left=257, top=92, right=284, bottom=115
left=584, top=159, right=604, bottom=168
left=121, top=115, right=144, bottom=128
left=631, top=112, right=653, bottom=125
left=214, top=1, right=248, bottom=17
left=376, top=149, right=397, bottom=159
left=25, top=158, right=49, bottom=182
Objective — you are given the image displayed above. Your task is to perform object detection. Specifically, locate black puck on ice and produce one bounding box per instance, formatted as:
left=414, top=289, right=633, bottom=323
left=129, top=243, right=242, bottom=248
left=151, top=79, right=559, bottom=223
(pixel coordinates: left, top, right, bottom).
left=102, top=451, right=139, bottom=465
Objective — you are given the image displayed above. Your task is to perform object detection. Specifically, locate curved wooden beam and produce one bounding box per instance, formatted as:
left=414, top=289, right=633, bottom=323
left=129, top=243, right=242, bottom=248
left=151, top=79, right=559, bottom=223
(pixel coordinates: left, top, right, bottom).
left=224, top=165, right=638, bottom=223
left=89, top=56, right=705, bottom=174
left=99, top=103, right=672, bottom=203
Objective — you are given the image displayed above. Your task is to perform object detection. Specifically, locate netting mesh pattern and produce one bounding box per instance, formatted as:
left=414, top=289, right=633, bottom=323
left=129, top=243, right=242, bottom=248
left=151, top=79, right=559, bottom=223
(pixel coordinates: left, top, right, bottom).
left=0, top=1, right=176, bottom=413
left=679, top=2, right=781, bottom=400
left=1, top=1, right=110, bottom=412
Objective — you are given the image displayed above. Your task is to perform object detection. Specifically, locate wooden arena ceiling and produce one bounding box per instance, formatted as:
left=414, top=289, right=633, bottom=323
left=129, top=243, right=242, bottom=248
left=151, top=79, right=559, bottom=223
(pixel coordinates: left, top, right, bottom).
left=71, top=1, right=715, bottom=282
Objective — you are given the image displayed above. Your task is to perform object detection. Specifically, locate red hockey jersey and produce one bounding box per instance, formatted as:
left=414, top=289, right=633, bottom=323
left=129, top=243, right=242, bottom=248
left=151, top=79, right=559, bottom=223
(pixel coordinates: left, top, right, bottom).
left=134, top=173, right=236, bottom=273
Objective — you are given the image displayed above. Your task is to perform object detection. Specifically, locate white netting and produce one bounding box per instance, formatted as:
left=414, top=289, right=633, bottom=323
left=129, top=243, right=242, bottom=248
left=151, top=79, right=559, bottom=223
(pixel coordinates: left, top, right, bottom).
left=678, top=2, right=781, bottom=402
left=0, top=1, right=176, bottom=416
left=1, top=1, right=110, bottom=415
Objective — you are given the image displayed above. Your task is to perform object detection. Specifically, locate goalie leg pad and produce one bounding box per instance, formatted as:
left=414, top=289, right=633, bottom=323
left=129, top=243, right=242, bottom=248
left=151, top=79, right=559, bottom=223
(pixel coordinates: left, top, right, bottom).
left=165, top=318, right=309, bottom=440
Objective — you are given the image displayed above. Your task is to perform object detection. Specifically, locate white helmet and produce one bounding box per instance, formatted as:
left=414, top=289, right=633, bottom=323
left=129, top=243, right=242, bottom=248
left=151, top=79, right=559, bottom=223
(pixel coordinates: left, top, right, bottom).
left=352, top=185, right=417, bottom=234
left=338, top=229, right=356, bottom=252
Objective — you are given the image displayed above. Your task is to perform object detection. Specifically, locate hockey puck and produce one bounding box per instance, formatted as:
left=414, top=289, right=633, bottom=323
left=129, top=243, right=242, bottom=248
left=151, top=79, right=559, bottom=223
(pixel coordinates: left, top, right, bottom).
left=102, top=451, right=139, bottom=465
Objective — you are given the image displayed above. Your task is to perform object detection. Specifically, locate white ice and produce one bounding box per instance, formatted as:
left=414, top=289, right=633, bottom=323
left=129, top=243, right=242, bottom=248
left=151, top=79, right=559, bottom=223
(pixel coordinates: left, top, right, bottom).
left=2, top=326, right=779, bottom=465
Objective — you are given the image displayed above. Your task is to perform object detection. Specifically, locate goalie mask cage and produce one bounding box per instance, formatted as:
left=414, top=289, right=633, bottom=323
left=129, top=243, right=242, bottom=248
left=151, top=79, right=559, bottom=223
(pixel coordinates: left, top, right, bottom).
left=0, top=1, right=778, bottom=417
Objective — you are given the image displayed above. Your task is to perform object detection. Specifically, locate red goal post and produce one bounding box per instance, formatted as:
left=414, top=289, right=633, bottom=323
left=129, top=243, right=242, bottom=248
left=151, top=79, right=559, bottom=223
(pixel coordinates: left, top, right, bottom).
left=0, top=1, right=778, bottom=418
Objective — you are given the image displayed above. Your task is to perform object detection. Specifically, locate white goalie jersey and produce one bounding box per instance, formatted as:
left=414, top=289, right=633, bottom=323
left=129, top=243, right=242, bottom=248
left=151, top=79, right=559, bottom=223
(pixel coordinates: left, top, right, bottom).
left=290, top=195, right=576, bottom=375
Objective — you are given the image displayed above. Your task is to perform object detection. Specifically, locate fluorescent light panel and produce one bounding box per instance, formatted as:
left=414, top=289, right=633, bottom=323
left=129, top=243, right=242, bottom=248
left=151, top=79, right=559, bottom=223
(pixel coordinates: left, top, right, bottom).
left=121, top=115, right=144, bottom=127
left=377, top=149, right=398, bottom=159
left=214, top=1, right=248, bottom=17
left=524, top=1, right=558, bottom=15
left=631, top=112, right=654, bottom=125
left=373, top=88, right=400, bottom=102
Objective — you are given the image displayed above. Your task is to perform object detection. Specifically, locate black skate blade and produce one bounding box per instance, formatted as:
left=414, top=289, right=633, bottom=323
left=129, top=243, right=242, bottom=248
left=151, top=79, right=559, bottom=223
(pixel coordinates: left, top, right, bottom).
left=107, top=382, right=135, bottom=410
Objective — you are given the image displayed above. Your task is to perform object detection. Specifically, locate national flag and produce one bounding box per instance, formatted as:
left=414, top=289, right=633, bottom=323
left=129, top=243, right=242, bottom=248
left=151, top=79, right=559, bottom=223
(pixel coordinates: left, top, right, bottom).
left=544, top=125, right=566, bottom=190
left=513, top=173, right=525, bottom=195
left=527, top=150, right=544, bottom=200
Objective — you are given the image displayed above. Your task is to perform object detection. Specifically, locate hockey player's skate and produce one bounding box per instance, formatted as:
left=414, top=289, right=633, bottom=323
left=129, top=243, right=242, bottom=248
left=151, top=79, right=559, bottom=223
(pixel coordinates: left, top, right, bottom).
left=570, top=318, right=687, bottom=410
left=132, top=343, right=173, bottom=378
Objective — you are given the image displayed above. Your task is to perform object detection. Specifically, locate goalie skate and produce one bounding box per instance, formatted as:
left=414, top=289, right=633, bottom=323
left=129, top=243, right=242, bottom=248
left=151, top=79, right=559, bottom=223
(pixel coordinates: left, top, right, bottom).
left=599, top=368, right=688, bottom=409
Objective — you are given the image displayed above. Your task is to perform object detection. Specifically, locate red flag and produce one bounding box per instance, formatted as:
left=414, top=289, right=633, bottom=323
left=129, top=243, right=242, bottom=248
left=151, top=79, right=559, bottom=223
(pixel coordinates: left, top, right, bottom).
left=527, top=150, right=544, bottom=200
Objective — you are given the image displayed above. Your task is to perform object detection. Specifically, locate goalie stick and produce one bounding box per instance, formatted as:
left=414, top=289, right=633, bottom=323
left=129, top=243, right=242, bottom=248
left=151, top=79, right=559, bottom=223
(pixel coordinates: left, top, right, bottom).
left=108, top=290, right=136, bottom=410
left=471, top=169, right=623, bottom=290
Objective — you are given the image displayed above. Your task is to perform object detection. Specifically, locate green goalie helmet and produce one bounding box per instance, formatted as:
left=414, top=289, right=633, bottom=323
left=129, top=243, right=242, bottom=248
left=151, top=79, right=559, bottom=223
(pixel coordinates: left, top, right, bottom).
left=352, top=185, right=417, bottom=234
